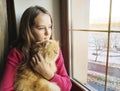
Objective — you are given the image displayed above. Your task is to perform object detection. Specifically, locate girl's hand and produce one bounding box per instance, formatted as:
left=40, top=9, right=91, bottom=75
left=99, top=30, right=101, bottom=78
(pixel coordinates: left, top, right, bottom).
left=30, top=52, right=54, bottom=80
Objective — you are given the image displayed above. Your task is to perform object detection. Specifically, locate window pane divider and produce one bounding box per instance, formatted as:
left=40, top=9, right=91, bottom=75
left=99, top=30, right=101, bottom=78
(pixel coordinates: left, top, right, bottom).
left=70, top=29, right=120, bottom=33
left=104, top=0, right=112, bottom=91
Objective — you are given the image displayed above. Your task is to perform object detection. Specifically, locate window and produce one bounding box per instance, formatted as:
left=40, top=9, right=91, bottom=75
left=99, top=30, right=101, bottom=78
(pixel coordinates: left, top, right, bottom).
left=69, top=0, right=120, bottom=91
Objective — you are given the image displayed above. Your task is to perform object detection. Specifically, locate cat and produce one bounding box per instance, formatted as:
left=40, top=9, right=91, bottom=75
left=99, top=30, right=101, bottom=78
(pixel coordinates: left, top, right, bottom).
left=14, top=40, right=60, bottom=91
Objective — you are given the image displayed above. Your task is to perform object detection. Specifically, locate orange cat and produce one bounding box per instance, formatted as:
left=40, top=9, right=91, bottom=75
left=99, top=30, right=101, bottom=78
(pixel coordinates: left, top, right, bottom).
left=14, top=40, right=60, bottom=91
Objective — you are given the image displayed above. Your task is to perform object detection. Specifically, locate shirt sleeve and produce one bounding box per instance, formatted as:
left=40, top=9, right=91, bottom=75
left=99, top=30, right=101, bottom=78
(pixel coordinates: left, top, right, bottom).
left=0, top=48, right=22, bottom=91
left=50, top=50, right=72, bottom=91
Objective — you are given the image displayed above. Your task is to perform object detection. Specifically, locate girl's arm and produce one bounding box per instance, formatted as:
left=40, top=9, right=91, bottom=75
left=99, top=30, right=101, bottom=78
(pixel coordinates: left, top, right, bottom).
left=0, top=48, right=22, bottom=91
left=50, top=50, right=72, bottom=91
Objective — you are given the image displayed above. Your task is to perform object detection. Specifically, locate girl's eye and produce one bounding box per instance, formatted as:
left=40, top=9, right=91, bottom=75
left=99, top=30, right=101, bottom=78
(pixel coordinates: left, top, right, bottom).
left=38, top=27, right=45, bottom=30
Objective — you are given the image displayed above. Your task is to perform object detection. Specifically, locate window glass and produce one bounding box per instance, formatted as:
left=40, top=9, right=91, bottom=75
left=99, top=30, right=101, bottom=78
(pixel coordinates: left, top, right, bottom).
left=107, top=33, right=120, bottom=91
left=71, top=0, right=110, bottom=30
left=70, top=0, right=120, bottom=91
left=111, top=0, right=120, bottom=31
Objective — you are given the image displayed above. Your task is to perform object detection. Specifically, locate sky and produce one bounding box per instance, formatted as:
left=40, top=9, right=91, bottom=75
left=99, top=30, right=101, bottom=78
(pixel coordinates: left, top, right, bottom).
left=90, top=0, right=120, bottom=23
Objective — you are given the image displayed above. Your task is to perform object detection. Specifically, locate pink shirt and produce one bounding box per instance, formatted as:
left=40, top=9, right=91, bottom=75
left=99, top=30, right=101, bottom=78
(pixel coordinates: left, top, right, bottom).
left=0, top=48, right=72, bottom=91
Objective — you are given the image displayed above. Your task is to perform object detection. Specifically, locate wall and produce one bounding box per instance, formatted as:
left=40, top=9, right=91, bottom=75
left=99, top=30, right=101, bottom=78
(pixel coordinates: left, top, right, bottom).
left=0, top=0, right=8, bottom=80
left=14, top=0, right=60, bottom=41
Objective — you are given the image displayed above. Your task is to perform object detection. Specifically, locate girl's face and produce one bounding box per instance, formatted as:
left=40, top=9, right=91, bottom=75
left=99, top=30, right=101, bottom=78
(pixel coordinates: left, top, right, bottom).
left=31, top=13, right=52, bottom=42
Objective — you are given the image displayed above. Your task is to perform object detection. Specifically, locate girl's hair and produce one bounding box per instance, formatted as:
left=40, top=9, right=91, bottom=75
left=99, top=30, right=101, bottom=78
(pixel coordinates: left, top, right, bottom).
left=15, top=6, right=53, bottom=63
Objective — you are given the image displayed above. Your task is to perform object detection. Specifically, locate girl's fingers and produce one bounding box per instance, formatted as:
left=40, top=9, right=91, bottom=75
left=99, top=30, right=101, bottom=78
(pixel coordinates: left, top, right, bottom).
left=30, top=57, right=35, bottom=66
left=31, top=56, right=38, bottom=66
left=37, top=52, right=44, bottom=62
left=34, top=55, right=39, bottom=64
left=31, top=52, right=45, bottom=68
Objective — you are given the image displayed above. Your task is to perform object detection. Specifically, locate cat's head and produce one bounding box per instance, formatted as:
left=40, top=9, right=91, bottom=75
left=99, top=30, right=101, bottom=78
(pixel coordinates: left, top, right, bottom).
left=30, top=40, right=59, bottom=62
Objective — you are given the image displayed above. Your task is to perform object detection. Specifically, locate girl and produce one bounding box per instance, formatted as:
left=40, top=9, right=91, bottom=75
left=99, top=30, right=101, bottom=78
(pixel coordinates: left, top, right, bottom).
left=0, top=6, right=72, bottom=91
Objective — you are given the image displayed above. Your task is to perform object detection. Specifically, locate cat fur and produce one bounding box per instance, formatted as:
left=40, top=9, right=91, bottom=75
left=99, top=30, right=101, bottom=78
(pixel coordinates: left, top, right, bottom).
left=14, top=40, right=60, bottom=91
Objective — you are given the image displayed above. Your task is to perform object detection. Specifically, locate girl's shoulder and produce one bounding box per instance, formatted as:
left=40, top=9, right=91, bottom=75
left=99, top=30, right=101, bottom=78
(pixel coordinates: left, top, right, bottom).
left=7, top=48, right=23, bottom=62
left=9, top=48, right=22, bottom=55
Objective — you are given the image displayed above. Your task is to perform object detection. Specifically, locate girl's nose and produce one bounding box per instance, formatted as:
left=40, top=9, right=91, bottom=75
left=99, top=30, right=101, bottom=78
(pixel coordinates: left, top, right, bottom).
left=45, top=28, right=49, bottom=35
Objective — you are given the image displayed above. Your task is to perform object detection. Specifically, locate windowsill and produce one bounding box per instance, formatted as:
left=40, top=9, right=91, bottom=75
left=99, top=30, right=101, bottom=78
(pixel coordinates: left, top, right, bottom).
left=71, top=78, right=97, bottom=91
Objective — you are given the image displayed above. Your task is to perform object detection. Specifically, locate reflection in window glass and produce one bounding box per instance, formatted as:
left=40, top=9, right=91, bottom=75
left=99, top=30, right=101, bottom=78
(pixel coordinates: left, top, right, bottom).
left=72, top=31, right=88, bottom=84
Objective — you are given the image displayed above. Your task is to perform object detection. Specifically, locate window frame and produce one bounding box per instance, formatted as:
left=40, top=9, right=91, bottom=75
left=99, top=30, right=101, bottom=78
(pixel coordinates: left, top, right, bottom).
left=59, top=0, right=86, bottom=91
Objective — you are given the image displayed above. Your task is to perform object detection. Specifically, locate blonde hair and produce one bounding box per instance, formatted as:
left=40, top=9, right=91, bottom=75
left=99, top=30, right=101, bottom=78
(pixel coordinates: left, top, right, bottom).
left=16, top=6, right=53, bottom=63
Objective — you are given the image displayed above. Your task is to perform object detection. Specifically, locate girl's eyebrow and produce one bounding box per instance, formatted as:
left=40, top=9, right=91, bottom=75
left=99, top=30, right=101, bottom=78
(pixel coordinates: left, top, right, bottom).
left=34, top=25, right=45, bottom=28
left=36, top=24, right=52, bottom=27
left=37, top=25, right=45, bottom=27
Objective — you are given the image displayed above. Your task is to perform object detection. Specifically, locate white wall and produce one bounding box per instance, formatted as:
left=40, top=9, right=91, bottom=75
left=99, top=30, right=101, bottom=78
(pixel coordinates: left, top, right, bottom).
left=14, top=0, right=60, bottom=41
